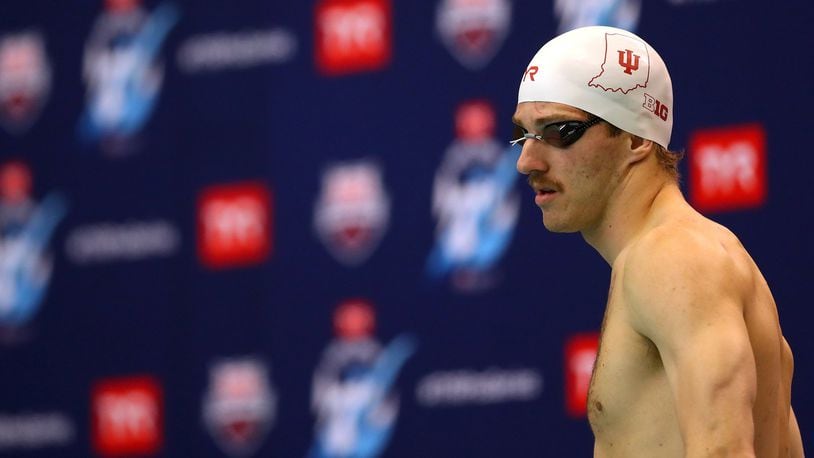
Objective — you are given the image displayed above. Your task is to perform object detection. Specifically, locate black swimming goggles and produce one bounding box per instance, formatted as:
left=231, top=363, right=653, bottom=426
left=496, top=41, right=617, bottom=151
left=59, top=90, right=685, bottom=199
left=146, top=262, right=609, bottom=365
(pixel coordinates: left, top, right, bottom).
left=510, top=115, right=602, bottom=149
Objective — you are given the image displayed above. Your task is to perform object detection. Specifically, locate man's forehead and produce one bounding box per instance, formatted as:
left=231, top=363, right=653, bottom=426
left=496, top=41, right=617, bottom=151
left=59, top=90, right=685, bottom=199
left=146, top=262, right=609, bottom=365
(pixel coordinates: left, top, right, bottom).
left=512, top=101, right=585, bottom=125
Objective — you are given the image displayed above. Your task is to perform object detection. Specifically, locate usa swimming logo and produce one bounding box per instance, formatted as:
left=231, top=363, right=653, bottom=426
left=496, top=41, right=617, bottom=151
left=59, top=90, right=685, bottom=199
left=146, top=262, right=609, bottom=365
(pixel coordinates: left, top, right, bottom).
left=79, top=0, right=179, bottom=155
left=202, top=357, right=277, bottom=457
left=0, top=161, right=67, bottom=337
left=313, top=160, right=390, bottom=266
left=0, top=31, right=52, bottom=135
left=436, top=0, right=512, bottom=70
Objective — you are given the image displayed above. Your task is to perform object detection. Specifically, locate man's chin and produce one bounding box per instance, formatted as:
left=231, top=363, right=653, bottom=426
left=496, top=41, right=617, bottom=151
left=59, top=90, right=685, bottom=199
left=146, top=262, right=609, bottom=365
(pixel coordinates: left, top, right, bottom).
left=541, top=213, right=577, bottom=233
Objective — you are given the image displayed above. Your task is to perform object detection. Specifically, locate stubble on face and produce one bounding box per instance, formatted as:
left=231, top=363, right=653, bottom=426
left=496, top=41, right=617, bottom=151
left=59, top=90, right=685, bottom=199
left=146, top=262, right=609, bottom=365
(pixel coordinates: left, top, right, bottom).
left=514, top=102, right=628, bottom=234
left=556, top=150, right=624, bottom=234
left=536, top=129, right=626, bottom=234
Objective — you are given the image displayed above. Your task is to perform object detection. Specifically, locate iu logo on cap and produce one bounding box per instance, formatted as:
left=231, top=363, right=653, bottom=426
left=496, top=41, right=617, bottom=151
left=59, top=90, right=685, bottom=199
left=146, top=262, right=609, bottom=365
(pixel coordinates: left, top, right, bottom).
left=617, top=49, right=640, bottom=75
left=689, top=124, right=767, bottom=213
left=588, top=33, right=649, bottom=94
left=315, top=0, right=392, bottom=76
left=564, top=333, right=599, bottom=418
left=92, top=376, right=163, bottom=456
left=198, top=182, right=272, bottom=269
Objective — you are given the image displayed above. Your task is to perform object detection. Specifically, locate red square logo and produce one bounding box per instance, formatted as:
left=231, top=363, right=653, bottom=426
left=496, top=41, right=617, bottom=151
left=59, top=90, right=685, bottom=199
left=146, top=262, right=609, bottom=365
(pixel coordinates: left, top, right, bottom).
left=92, top=376, right=163, bottom=456
left=564, top=333, right=599, bottom=418
left=689, top=124, right=767, bottom=213
left=198, top=182, right=272, bottom=269
left=315, top=0, right=392, bottom=76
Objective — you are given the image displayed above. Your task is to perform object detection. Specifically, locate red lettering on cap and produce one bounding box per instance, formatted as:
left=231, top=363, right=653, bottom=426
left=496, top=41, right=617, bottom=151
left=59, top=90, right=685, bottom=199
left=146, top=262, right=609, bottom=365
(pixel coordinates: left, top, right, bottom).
left=617, top=49, right=640, bottom=75
left=642, top=93, right=669, bottom=121
left=522, top=66, right=538, bottom=82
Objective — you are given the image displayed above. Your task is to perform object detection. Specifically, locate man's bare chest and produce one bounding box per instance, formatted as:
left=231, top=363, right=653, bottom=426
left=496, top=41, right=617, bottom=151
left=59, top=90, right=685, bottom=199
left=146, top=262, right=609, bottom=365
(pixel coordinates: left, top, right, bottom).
left=586, top=276, right=671, bottom=437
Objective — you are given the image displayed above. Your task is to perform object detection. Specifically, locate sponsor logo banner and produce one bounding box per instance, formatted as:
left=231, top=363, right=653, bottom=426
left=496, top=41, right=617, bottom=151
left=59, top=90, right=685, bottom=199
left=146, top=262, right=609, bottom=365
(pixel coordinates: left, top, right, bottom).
left=0, top=412, right=74, bottom=451
left=436, top=0, right=512, bottom=70
left=177, top=28, right=297, bottom=73
left=427, top=100, right=520, bottom=292
left=689, top=124, right=767, bottom=213
left=314, top=160, right=390, bottom=266
left=198, top=182, right=272, bottom=269
left=416, top=368, right=542, bottom=407
left=564, top=333, right=599, bottom=418
left=92, top=375, right=163, bottom=456
left=65, top=220, right=179, bottom=265
left=0, top=31, right=51, bottom=134
left=310, top=299, right=416, bottom=458
left=203, top=357, right=277, bottom=457
left=0, top=161, right=66, bottom=337
left=315, top=0, right=392, bottom=76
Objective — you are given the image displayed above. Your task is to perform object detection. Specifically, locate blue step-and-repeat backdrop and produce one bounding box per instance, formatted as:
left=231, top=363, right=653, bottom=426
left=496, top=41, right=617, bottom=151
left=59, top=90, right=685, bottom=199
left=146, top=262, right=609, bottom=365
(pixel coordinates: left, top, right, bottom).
left=0, top=0, right=811, bottom=456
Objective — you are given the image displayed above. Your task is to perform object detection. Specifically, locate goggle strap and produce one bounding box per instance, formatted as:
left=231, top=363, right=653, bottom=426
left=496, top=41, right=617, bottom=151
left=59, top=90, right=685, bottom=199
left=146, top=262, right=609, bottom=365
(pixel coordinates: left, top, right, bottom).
left=509, top=132, right=541, bottom=146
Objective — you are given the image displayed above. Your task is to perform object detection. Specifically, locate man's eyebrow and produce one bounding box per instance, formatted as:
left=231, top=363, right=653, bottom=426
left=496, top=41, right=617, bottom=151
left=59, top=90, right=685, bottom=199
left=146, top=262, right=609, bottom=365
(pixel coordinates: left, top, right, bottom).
left=511, top=114, right=573, bottom=127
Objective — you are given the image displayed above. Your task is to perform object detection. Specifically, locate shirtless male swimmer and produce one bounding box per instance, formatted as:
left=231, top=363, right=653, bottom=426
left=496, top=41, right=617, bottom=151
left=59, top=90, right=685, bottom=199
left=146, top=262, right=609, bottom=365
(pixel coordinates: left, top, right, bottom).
left=511, top=26, right=804, bottom=457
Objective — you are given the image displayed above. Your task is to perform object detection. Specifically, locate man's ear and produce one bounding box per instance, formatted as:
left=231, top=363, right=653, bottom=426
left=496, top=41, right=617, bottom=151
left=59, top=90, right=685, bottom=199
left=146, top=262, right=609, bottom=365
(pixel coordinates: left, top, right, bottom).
left=627, top=134, right=654, bottom=165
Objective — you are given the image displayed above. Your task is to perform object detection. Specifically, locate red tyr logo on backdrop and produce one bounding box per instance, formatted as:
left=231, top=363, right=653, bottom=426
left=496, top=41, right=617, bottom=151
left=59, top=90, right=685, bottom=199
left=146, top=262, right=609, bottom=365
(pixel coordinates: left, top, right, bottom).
left=689, top=124, right=767, bottom=213
left=564, top=333, right=599, bottom=418
left=315, top=0, right=392, bottom=76
left=198, top=182, right=272, bottom=269
left=92, top=376, right=163, bottom=456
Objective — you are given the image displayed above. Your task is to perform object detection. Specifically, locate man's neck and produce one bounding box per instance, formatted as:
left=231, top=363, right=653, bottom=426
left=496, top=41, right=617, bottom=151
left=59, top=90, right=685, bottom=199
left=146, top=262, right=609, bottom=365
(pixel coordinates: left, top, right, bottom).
left=581, top=168, right=679, bottom=265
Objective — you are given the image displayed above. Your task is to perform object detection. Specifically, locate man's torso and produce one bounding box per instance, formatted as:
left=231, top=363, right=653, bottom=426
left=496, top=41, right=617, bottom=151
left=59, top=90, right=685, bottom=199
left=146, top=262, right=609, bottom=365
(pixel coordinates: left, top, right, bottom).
left=587, top=214, right=795, bottom=457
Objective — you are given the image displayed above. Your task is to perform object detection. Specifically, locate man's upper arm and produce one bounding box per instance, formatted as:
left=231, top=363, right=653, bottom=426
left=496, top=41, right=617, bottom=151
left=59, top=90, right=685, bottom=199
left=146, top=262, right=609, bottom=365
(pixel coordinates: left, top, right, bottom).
left=623, top=232, right=757, bottom=455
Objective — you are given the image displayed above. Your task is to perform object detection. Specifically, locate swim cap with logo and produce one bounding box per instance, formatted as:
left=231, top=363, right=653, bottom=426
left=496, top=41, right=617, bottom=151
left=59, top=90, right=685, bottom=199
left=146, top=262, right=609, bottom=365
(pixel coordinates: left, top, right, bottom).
left=518, top=26, right=673, bottom=148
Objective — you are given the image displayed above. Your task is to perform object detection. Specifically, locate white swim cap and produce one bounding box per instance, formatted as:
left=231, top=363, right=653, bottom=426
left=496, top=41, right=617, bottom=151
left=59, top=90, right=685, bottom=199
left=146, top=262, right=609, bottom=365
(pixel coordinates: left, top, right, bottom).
left=518, top=26, right=673, bottom=148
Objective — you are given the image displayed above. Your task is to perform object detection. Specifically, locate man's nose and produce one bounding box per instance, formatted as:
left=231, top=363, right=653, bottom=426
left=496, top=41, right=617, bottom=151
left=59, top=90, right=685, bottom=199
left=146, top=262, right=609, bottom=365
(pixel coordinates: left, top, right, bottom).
left=516, top=142, right=548, bottom=175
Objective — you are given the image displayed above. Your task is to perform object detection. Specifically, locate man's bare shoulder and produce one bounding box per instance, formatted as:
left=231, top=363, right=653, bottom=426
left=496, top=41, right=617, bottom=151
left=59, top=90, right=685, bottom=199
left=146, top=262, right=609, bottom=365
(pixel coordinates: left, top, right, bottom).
left=620, top=219, right=749, bottom=336
left=622, top=219, right=746, bottom=287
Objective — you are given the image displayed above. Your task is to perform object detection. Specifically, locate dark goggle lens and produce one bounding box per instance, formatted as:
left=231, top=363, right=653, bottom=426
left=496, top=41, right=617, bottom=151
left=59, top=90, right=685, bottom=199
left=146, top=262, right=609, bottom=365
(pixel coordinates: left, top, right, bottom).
left=511, top=116, right=600, bottom=148
left=541, top=121, right=588, bottom=147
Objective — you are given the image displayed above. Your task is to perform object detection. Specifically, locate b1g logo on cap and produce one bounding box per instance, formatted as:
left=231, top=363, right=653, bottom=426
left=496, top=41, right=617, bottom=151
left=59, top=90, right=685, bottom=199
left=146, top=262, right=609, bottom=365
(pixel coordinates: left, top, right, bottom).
left=642, top=93, right=668, bottom=121
left=689, top=124, right=767, bottom=213
left=198, top=182, right=272, bottom=269
left=315, top=0, right=392, bottom=76
left=588, top=33, right=650, bottom=94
